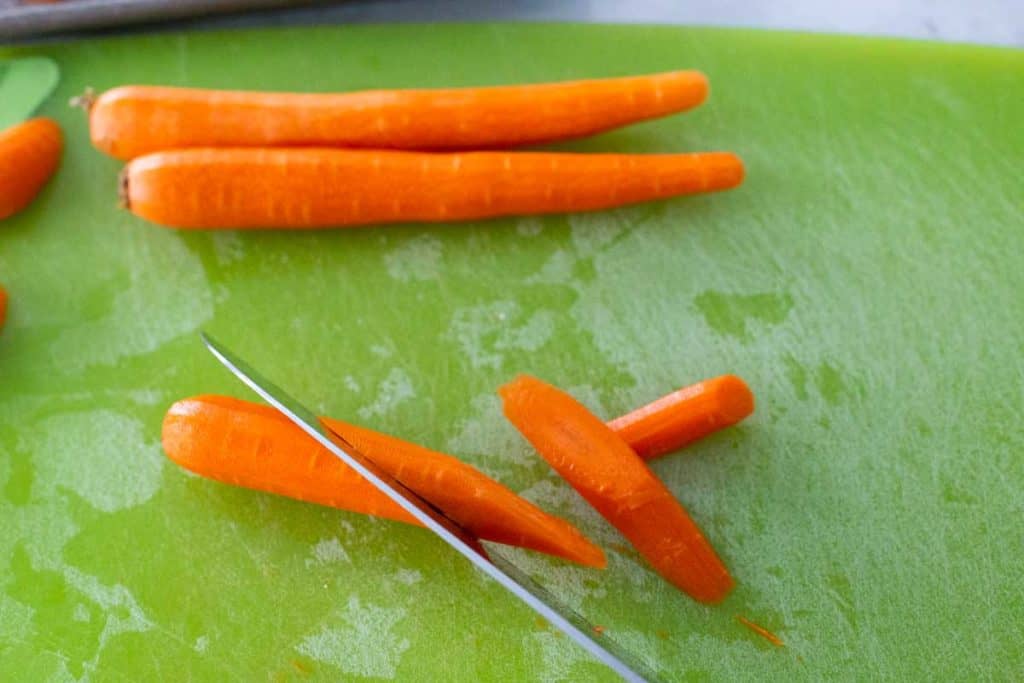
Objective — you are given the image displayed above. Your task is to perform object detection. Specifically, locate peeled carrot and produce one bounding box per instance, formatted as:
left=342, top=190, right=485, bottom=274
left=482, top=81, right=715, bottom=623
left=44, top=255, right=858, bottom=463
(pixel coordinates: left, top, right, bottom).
left=499, top=374, right=733, bottom=603
left=608, top=375, right=754, bottom=460
left=84, top=71, right=709, bottom=160
left=122, top=147, right=744, bottom=229
left=0, top=118, right=62, bottom=221
left=162, top=394, right=606, bottom=568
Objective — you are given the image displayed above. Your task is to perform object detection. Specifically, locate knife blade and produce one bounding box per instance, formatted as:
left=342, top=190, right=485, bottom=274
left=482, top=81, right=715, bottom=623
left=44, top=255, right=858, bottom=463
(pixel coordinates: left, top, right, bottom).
left=201, top=331, right=658, bottom=683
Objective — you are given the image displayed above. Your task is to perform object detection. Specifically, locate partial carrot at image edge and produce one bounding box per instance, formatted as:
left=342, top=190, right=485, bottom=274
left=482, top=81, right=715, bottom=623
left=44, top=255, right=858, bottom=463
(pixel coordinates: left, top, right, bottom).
left=121, top=148, right=744, bottom=229
left=499, top=374, right=735, bottom=604
left=0, top=117, right=63, bottom=221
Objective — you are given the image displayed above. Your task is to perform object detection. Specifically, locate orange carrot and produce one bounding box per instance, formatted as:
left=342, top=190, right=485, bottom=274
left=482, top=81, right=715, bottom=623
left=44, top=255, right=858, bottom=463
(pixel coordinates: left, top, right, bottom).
left=0, top=284, right=7, bottom=331
left=84, top=71, right=709, bottom=160
left=499, top=374, right=733, bottom=603
left=318, top=415, right=606, bottom=565
left=162, top=394, right=605, bottom=568
left=0, top=118, right=62, bottom=220
left=122, top=147, right=744, bottom=229
left=608, top=375, right=754, bottom=460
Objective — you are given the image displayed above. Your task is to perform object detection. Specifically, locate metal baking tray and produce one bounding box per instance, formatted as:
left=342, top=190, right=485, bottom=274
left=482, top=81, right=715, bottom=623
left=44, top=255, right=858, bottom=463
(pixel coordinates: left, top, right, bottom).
left=0, top=0, right=310, bottom=41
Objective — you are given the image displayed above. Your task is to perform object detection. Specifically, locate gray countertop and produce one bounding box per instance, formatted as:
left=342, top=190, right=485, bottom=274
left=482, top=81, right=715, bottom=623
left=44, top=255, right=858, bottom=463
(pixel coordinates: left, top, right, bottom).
left=2, top=0, right=1022, bottom=46
left=242, top=0, right=1023, bottom=47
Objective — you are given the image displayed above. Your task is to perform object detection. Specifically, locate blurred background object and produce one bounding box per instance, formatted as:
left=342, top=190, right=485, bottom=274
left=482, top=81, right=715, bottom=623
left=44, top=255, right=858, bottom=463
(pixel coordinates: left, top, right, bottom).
left=1, top=0, right=1022, bottom=46
left=0, top=0, right=310, bottom=40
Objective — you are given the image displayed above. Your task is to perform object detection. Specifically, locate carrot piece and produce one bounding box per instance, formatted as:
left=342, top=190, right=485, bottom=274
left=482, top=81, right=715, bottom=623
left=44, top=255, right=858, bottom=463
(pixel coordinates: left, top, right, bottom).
left=0, top=284, right=7, bottom=331
left=499, top=375, right=733, bottom=603
left=608, top=375, right=754, bottom=460
left=318, top=415, right=605, bottom=567
left=162, top=394, right=605, bottom=568
left=84, top=71, right=709, bottom=160
left=121, top=147, right=744, bottom=229
left=0, top=118, right=62, bottom=221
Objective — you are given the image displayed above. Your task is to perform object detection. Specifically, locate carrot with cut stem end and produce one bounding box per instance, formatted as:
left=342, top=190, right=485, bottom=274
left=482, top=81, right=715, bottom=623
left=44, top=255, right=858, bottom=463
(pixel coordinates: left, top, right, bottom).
left=0, top=118, right=62, bottom=221
left=82, top=71, right=709, bottom=160
left=162, top=394, right=606, bottom=568
left=608, top=375, right=754, bottom=460
left=499, top=374, right=733, bottom=603
left=122, top=147, right=744, bottom=229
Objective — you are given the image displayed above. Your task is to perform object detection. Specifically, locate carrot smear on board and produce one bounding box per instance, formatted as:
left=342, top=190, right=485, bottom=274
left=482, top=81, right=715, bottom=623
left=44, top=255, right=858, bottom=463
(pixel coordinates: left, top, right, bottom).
left=0, top=118, right=62, bottom=221
left=608, top=374, right=754, bottom=459
left=84, top=71, right=709, bottom=160
left=120, top=148, right=744, bottom=229
left=162, top=394, right=605, bottom=568
left=736, top=615, right=785, bottom=647
left=499, top=374, right=733, bottom=603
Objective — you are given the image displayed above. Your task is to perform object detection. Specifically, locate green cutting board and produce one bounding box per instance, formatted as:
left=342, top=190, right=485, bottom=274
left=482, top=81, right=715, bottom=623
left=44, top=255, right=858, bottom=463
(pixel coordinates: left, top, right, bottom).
left=1, top=24, right=1021, bottom=682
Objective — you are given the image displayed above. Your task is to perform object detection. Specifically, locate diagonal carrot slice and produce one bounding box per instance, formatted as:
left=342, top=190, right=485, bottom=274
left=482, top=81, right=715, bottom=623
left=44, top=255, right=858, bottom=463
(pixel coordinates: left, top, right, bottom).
left=499, top=375, right=733, bottom=603
left=162, top=394, right=605, bottom=568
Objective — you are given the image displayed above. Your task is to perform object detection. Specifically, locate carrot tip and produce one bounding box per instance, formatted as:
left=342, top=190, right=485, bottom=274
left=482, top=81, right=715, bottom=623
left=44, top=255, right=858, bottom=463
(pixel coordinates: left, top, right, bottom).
left=69, top=87, right=96, bottom=112
left=693, top=71, right=710, bottom=106
left=715, top=152, right=745, bottom=190
left=716, top=375, right=755, bottom=424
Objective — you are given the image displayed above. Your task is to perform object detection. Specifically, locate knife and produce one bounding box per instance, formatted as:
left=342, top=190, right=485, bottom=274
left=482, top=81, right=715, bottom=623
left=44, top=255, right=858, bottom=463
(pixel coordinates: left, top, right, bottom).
left=201, top=332, right=659, bottom=683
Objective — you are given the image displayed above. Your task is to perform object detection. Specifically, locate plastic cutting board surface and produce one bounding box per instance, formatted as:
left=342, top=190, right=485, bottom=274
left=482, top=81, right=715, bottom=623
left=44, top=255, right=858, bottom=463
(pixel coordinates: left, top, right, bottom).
left=0, top=24, right=1022, bottom=681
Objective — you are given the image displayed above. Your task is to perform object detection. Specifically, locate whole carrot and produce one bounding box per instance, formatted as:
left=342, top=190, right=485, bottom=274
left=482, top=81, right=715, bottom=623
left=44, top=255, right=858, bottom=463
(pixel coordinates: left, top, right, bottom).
left=122, top=148, right=744, bottom=229
left=0, top=118, right=62, bottom=220
left=500, top=374, right=734, bottom=603
left=84, top=71, right=709, bottom=160
left=162, top=394, right=606, bottom=568
left=609, top=375, right=754, bottom=460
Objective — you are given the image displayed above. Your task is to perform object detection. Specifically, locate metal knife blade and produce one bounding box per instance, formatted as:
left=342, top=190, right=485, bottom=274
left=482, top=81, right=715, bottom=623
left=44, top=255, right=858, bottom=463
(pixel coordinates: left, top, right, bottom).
left=200, top=332, right=659, bottom=683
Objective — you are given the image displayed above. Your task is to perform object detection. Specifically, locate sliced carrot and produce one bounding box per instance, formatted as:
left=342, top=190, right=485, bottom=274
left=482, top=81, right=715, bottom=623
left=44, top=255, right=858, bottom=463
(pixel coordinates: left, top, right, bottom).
left=84, top=71, right=709, bottom=160
left=0, top=284, right=7, bottom=331
left=499, top=374, right=733, bottom=603
left=122, top=147, right=744, bottom=229
left=162, top=395, right=605, bottom=568
left=163, top=395, right=408, bottom=519
left=0, top=118, right=62, bottom=221
left=608, top=375, right=754, bottom=459
left=318, top=415, right=605, bottom=566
